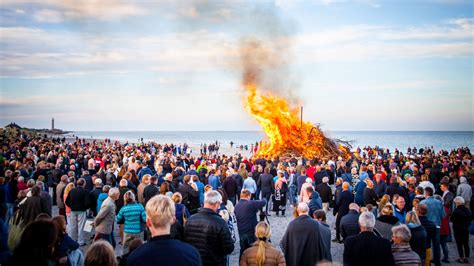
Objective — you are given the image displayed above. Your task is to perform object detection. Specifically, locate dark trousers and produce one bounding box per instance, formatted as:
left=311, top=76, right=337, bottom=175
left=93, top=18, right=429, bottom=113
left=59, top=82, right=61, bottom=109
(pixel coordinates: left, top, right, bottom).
left=335, top=213, right=343, bottom=240
left=454, top=230, right=470, bottom=258
left=440, top=235, right=449, bottom=260
left=432, top=228, right=441, bottom=266
left=239, top=233, right=256, bottom=259
left=229, top=195, right=236, bottom=206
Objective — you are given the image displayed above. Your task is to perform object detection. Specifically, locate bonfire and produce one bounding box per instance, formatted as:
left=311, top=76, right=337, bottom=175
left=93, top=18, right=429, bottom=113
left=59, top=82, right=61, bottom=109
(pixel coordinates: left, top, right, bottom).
left=239, top=39, right=350, bottom=159
left=244, top=83, right=349, bottom=159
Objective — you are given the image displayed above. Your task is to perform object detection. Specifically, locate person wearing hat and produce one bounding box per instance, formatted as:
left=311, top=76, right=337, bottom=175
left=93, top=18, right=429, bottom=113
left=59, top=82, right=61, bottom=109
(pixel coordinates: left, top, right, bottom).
left=316, top=177, right=332, bottom=212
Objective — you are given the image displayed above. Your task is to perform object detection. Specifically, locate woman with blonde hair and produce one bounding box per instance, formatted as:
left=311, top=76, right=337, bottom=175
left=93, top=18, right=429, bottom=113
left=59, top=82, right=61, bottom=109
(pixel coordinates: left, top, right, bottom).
left=378, top=194, right=390, bottom=215
left=171, top=192, right=190, bottom=226
left=240, top=221, right=285, bottom=266
left=405, top=211, right=427, bottom=262
left=63, top=182, right=75, bottom=235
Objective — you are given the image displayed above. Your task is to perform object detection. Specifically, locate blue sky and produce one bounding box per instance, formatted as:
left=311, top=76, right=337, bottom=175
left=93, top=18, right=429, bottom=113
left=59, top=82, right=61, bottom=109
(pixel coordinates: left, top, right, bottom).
left=0, top=0, right=472, bottom=131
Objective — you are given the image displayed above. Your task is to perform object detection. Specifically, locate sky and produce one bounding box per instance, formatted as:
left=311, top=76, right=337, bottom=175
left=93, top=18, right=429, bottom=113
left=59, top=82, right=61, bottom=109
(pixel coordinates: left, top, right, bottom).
left=0, top=0, right=473, bottom=131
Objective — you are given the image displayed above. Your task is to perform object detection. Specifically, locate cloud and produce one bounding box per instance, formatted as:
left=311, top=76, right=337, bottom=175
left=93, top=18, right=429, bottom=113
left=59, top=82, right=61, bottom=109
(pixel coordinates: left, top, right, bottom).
left=2, top=0, right=148, bottom=22
left=33, top=9, right=63, bottom=23
left=0, top=17, right=473, bottom=78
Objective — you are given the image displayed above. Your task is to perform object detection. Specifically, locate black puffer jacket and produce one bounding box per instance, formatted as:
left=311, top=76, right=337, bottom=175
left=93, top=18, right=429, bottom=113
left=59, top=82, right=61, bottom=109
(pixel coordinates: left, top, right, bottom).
left=184, top=208, right=234, bottom=266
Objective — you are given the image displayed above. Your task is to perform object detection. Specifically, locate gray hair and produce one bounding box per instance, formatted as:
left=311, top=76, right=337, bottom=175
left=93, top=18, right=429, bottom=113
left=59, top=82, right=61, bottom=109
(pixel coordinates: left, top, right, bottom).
left=392, top=224, right=412, bottom=243
left=454, top=196, right=465, bottom=205
left=358, top=211, right=375, bottom=229
left=204, top=190, right=222, bottom=205
left=108, top=187, right=120, bottom=197
left=36, top=181, right=44, bottom=189
left=297, top=202, right=309, bottom=215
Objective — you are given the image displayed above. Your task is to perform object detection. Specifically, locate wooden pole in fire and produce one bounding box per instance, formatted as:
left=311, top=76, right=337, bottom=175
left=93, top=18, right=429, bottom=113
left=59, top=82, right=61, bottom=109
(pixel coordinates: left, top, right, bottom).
left=300, top=106, right=303, bottom=133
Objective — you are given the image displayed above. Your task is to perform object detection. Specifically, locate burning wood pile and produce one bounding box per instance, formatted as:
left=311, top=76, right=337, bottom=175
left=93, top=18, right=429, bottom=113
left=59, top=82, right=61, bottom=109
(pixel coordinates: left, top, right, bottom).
left=239, top=39, right=349, bottom=159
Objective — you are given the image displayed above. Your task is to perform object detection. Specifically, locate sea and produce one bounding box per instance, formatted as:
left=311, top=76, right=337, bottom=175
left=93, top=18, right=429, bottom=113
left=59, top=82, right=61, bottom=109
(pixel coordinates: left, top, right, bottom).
left=68, top=131, right=474, bottom=152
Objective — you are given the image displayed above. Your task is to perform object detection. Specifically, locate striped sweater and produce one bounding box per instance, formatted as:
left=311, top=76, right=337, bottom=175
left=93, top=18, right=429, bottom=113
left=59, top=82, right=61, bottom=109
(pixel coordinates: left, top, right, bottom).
left=116, top=203, right=146, bottom=234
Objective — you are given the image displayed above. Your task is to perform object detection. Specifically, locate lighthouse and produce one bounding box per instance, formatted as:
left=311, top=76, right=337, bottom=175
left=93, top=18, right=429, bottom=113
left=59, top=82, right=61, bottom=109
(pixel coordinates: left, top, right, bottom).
left=52, top=118, right=55, bottom=130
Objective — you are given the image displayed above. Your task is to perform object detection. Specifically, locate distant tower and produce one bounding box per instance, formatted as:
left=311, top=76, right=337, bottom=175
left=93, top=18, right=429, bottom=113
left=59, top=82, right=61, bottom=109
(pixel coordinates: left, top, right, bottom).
left=52, top=117, right=55, bottom=130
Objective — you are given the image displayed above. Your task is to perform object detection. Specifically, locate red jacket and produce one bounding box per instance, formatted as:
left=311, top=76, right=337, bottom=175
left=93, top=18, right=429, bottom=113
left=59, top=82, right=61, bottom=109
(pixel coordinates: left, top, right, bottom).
left=440, top=206, right=450, bottom=236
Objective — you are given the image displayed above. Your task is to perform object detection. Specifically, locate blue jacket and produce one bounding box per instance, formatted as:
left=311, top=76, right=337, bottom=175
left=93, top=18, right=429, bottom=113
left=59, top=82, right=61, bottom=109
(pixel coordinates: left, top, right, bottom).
left=208, top=175, right=220, bottom=190
left=234, top=199, right=266, bottom=235
left=336, top=190, right=353, bottom=217
left=421, top=197, right=445, bottom=226
left=340, top=210, right=361, bottom=240
left=308, top=192, right=322, bottom=217
left=354, top=181, right=366, bottom=206
left=341, top=173, right=352, bottom=184
left=194, top=181, right=205, bottom=205
left=394, top=207, right=406, bottom=224
left=138, top=167, right=154, bottom=181
left=97, top=193, right=108, bottom=213
left=127, top=235, right=201, bottom=266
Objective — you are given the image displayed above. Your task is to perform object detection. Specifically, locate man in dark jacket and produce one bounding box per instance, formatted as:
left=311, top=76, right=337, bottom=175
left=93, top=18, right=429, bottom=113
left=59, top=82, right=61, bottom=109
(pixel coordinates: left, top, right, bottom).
left=334, top=182, right=353, bottom=242
left=373, top=173, right=387, bottom=198
left=222, top=172, right=238, bottom=205
left=234, top=189, right=267, bottom=257
left=386, top=176, right=407, bottom=201
left=316, top=176, right=332, bottom=212
left=184, top=190, right=234, bottom=266
left=343, top=211, right=395, bottom=266
left=89, top=178, right=103, bottom=217
left=143, top=176, right=159, bottom=206
left=65, top=178, right=90, bottom=246
left=257, top=167, right=274, bottom=215
left=281, top=202, right=324, bottom=266
left=127, top=195, right=201, bottom=266
left=178, top=175, right=200, bottom=214
left=313, top=165, right=328, bottom=186
left=82, top=171, right=93, bottom=191
left=19, top=185, right=50, bottom=226
left=340, top=203, right=360, bottom=241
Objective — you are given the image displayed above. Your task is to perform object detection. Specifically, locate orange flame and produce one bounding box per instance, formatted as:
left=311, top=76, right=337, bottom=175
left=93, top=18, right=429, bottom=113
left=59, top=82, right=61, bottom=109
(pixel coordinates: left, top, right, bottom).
left=244, top=83, right=347, bottom=159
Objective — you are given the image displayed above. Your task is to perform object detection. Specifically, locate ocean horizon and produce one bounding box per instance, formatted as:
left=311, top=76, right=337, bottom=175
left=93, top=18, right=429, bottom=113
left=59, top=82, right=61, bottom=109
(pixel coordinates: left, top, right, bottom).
left=66, top=130, right=474, bottom=152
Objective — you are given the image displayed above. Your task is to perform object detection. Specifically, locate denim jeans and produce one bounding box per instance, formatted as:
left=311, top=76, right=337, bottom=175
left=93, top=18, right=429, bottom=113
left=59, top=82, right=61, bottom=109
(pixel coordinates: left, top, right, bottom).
left=289, top=186, right=297, bottom=206
left=67, top=249, right=84, bottom=266
left=440, top=235, right=449, bottom=260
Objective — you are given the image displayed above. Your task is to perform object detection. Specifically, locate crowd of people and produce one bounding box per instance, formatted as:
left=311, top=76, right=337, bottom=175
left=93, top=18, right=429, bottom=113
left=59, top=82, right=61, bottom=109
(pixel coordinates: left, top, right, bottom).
left=0, top=130, right=473, bottom=266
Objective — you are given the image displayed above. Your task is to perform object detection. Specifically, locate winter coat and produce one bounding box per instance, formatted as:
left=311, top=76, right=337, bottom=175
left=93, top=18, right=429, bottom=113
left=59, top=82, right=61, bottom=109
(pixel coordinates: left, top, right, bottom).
left=316, top=183, right=332, bottom=203
left=340, top=210, right=360, bottom=240
left=184, top=208, right=234, bottom=266
left=407, top=223, right=427, bottom=260
left=391, top=244, right=421, bottom=266
left=240, top=241, right=285, bottom=266
left=375, top=215, right=400, bottom=240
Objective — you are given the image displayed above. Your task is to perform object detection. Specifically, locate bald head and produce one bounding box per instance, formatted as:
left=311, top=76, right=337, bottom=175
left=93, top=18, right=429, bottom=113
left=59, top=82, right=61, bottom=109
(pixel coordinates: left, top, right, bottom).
left=349, top=203, right=360, bottom=212
left=342, top=182, right=350, bottom=190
